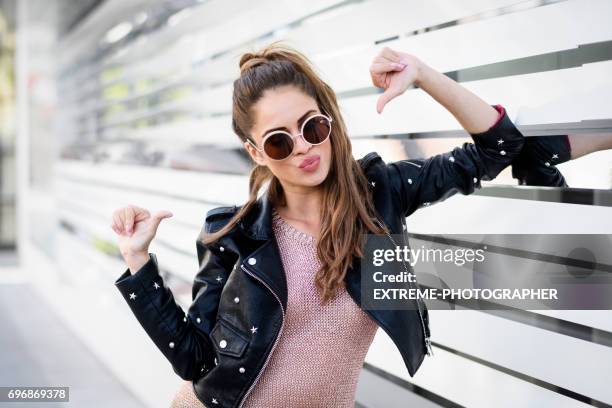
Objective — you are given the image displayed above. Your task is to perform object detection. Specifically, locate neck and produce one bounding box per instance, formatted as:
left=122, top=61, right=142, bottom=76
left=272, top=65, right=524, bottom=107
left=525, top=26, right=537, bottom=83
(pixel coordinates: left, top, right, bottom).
left=277, top=183, right=323, bottom=223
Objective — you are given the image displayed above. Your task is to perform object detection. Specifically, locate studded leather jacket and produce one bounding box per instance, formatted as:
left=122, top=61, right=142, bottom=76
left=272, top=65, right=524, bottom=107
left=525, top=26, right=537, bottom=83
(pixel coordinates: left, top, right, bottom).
left=115, top=104, right=524, bottom=408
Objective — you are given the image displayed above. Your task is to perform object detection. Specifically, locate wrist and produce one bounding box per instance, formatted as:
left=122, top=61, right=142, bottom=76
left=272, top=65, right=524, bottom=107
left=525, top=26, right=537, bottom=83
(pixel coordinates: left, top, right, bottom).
left=124, top=251, right=150, bottom=273
left=413, top=58, right=431, bottom=89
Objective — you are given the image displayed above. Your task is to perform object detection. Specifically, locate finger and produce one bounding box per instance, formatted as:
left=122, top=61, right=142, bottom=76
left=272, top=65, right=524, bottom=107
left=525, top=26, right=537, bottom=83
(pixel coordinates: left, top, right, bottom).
left=134, top=208, right=150, bottom=222
left=150, top=210, right=173, bottom=231
left=380, top=47, right=402, bottom=63
left=124, top=207, right=135, bottom=235
left=370, top=61, right=405, bottom=75
left=377, top=87, right=402, bottom=114
left=113, top=212, right=124, bottom=235
left=111, top=217, right=121, bottom=235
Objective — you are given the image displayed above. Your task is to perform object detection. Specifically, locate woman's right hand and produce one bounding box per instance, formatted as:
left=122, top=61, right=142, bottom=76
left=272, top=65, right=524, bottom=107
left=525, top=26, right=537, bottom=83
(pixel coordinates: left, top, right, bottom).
left=111, top=205, right=173, bottom=262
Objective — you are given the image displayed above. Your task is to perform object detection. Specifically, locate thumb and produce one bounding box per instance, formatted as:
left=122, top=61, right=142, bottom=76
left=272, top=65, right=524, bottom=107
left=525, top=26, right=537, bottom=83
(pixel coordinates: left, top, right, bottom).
left=376, top=87, right=401, bottom=114
left=150, top=210, right=173, bottom=230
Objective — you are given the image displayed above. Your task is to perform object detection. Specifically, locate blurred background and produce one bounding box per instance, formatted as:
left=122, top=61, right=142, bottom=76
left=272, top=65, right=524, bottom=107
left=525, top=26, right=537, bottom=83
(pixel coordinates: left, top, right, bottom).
left=1, top=0, right=611, bottom=407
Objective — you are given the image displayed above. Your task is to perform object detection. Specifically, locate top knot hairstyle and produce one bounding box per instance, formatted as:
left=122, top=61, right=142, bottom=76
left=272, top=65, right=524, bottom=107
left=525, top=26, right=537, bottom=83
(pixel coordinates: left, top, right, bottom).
left=203, top=41, right=389, bottom=305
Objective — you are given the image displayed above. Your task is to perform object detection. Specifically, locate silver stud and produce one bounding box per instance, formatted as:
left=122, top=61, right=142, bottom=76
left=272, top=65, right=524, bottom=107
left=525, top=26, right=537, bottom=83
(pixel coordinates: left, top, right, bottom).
left=407, top=178, right=412, bottom=184
left=552, top=153, right=558, bottom=159
left=183, top=316, right=187, bottom=322
left=216, top=276, right=222, bottom=282
left=169, top=342, right=175, bottom=348
left=219, top=246, right=224, bottom=252
left=449, top=156, right=455, bottom=162
left=473, top=177, right=478, bottom=183
left=544, top=162, right=550, bottom=167
left=497, top=138, right=504, bottom=145
left=212, top=398, right=219, bottom=404
left=129, top=292, right=137, bottom=300
left=219, top=339, right=227, bottom=348
left=248, top=257, right=256, bottom=265
left=250, top=326, right=258, bottom=334
left=234, top=297, right=240, bottom=303
left=239, top=367, right=245, bottom=373
left=500, top=150, right=506, bottom=156
left=197, top=317, right=201, bottom=323
left=214, top=357, right=218, bottom=365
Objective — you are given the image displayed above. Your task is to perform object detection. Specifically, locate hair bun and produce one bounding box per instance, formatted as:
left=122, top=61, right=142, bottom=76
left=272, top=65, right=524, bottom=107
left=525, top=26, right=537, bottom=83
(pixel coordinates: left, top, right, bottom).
left=239, top=53, right=269, bottom=75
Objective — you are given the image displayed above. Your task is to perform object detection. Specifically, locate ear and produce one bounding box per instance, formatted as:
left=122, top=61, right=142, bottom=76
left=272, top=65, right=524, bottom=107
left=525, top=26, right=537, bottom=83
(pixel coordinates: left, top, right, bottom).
left=244, top=140, right=266, bottom=166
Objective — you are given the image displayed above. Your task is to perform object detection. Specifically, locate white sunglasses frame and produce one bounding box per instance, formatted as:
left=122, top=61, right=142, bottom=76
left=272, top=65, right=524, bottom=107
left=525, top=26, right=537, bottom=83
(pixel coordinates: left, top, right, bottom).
left=247, top=111, right=333, bottom=161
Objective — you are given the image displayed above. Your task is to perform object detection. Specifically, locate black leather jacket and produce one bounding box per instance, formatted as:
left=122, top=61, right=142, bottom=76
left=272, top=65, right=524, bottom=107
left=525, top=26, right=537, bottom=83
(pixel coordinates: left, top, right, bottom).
left=115, top=104, right=524, bottom=408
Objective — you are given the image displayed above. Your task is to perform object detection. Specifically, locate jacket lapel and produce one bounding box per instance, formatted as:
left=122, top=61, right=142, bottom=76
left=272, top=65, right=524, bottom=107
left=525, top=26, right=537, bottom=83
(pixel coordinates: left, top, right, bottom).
left=237, top=193, right=289, bottom=311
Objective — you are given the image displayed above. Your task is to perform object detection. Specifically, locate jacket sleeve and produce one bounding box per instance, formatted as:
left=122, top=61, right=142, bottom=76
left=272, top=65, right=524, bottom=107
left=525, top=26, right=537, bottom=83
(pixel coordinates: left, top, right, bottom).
left=386, top=104, right=525, bottom=218
left=114, top=218, right=236, bottom=380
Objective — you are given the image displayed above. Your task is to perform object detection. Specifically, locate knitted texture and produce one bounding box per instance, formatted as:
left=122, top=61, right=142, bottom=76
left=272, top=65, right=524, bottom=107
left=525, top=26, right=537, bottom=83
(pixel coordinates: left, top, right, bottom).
left=241, top=207, right=379, bottom=407
left=170, top=381, right=207, bottom=408
left=169, top=207, right=378, bottom=407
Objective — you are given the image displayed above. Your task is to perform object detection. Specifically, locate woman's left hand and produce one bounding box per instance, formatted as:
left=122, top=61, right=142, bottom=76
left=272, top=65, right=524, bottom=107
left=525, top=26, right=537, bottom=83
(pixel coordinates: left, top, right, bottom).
left=369, top=47, right=422, bottom=114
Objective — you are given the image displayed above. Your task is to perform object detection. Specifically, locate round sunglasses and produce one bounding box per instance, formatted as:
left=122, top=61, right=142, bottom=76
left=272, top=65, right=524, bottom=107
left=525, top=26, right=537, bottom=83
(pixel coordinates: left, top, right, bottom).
left=247, top=111, right=333, bottom=161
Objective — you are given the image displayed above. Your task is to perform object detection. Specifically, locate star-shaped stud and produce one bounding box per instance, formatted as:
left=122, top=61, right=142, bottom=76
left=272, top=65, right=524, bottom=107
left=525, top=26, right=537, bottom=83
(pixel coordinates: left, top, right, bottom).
left=212, top=398, right=218, bottom=404
left=370, top=181, right=376, bottom=187
left=129, top=292, right=137, bottom=300
left=153, top=282, right=160, bottom=290
left=552, top=153, right=558, bottom=159
left=250, top=326, right=258, bottom=334
left=402, top=224, right=407, bottom=231
left=448, top=156, right=455, bottom=162
left=216, top=276, right=222, bottom=282
left=497, top=139, right=504, bottom=145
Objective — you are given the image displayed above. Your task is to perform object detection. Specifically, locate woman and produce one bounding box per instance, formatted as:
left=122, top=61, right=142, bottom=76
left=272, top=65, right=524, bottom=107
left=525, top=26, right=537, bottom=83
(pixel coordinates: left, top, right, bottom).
left=112, top=42, right=525, bottom=407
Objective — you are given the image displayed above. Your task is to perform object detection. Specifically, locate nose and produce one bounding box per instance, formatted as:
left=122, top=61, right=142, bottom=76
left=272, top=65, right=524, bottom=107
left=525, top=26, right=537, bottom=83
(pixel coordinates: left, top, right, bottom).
left=292, top=130, right=311, bottom=155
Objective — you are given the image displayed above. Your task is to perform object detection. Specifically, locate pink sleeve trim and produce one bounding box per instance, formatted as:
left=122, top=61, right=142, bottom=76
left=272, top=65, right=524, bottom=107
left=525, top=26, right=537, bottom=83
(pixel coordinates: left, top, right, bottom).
left=490, top=104, right=505, bottom=129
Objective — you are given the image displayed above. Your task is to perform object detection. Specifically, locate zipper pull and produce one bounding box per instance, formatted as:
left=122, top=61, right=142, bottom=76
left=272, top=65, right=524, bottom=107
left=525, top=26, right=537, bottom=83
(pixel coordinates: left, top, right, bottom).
left=425, top=337, right=434, bottom=356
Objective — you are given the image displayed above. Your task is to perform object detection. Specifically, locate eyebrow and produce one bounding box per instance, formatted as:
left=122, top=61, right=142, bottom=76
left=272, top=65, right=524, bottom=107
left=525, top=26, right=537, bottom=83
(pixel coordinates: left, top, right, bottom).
left=261, top=109, right=317, bottom=138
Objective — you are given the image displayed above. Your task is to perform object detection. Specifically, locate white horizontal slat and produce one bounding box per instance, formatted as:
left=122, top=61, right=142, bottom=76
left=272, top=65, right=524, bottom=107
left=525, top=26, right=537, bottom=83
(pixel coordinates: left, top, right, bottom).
left=318, top=0, right=612, bottom=93
left=558, top=150, right=612, bottom=190
left=57, top=179, right=213, bottom=229
left=365, top=330, right=590, bottom=408
left=55, top=160, right=249, bottom=204
left=340, top=60, right=612, bottom=137
left=405, top=194, right=612, bottom=234
left=285, top=0, right=524, bottom=58
left=428, top=309, right=612, bottom=402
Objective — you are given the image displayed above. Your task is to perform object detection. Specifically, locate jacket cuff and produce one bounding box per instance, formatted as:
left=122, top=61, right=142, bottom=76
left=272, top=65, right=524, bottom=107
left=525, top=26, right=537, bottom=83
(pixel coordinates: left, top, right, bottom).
left=115, top=253, right=160, bottom=302
left=470, top=104, right=505, bottom=136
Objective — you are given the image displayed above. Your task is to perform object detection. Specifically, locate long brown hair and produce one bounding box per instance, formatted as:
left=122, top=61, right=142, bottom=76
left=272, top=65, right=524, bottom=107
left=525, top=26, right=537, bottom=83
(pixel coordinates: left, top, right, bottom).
left=203, top=41, right=389, bottom=305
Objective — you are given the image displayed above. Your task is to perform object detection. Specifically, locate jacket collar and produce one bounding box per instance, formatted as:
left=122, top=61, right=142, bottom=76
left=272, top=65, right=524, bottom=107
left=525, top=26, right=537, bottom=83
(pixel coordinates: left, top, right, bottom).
left=238, top=191, right=275, bottom=241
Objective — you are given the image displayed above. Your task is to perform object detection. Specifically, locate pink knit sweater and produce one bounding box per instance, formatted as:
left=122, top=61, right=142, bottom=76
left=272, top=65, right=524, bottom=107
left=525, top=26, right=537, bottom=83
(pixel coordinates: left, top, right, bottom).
left=240, top=207, right=379, bottom=407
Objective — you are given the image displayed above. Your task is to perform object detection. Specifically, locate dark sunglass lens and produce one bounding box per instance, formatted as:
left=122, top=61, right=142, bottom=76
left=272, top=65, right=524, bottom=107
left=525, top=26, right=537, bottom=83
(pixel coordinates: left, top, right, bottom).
left=303, top=117, right=331, bottom=144
left=264, top=133, right=294, bottom=160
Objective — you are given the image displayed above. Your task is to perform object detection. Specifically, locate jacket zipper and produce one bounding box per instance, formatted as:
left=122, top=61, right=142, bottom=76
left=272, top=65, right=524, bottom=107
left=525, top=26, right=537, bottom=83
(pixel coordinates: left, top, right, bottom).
left=237, top=264, right=286, bottom=408
left=372, top=217, right=434, bottom=356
